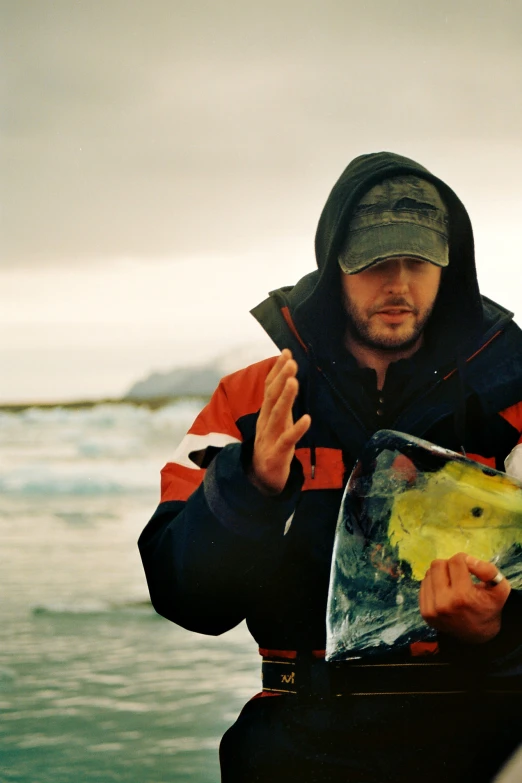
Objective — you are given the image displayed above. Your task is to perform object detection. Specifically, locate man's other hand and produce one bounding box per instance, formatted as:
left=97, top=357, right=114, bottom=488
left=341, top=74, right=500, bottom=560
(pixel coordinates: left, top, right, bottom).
left=419, top=552, right=511, bottom=644
left=248, top=349, right=311, bottom=495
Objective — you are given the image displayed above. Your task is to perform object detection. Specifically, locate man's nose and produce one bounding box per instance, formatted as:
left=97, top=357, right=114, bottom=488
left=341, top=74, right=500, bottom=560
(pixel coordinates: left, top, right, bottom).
left=384, top=260, right=410, bottom=291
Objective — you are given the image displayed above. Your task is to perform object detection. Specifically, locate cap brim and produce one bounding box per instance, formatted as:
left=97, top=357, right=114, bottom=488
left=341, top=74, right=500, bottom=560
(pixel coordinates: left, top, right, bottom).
left=339, top=223, right=449, bottom=274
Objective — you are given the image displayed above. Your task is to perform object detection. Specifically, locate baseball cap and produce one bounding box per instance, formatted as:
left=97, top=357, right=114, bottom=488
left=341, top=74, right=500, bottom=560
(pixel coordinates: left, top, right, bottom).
left=338, top=175, right=449, bottom=274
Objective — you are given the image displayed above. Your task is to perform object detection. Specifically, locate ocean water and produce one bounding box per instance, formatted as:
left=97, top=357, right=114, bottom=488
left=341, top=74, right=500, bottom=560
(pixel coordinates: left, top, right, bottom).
left=0, top=403, right=259, bottom=783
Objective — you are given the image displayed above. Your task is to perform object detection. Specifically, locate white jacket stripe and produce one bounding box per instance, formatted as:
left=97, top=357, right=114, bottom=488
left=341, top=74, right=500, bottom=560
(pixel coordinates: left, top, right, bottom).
left=173, top=432, right=241, bottom=470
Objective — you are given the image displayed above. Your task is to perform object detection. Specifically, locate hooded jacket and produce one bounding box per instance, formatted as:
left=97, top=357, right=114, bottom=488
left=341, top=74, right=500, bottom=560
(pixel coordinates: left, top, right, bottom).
left=139, top=152, right=522, bottom=669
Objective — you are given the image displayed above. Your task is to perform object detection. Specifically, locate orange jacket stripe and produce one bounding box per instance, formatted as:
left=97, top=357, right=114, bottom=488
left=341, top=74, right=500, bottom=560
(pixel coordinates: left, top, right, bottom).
left=281, top=306, right=308, bottom=352
left=162, top=358, right=279, bottom=502
left=295, top=447, right=345, bottom=490
left=500, top=401, right=522, bottom=443
left=259, top=648, right=326, bottom=660
left=261, top=645, right=440, bottom=660
left=410, top=641, right=439, bottom=657
left=188, top=357, right=278, bottom=437
left=443, top=330, right=502, bottom=381
left=161, top=462, right=206, bottom=503
left=465, top=453, right=496, bottom=469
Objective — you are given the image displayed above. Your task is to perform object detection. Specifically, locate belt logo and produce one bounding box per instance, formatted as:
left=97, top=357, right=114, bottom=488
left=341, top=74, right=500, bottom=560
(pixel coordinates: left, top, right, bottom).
left=281, top=672, right=295, bottom=685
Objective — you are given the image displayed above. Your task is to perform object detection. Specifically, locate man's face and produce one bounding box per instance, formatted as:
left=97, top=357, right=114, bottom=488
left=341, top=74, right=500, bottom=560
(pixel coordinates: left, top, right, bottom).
left=340, top=257, right=442, bottom=352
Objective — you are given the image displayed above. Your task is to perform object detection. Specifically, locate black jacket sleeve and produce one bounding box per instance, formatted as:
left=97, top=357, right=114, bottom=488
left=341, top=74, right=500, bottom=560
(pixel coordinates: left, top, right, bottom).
left=138, top=438, right=303, bottom=636
left=438, top=588, right=522, bottom=672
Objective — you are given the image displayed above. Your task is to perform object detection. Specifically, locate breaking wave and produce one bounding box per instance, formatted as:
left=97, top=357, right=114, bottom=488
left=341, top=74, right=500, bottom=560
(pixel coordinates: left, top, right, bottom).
left=0, top=400, right=204, bottom=496
left=31, top=599, right=157, bottom=618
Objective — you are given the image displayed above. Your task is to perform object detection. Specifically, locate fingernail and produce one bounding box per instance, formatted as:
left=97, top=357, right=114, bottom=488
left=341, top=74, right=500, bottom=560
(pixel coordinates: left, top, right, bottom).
left=465, top=555, right=478, bottom=567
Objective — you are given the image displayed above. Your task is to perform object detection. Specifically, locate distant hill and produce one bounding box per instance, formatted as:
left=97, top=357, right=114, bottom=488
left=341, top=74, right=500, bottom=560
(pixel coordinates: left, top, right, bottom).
left=125, top=341, right=276, bottom=400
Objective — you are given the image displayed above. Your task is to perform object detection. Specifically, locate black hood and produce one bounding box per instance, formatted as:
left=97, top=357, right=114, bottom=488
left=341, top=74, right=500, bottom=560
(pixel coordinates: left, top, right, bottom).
left=250, top=151, right=522, bottom=460
left=255, top=151, right=495, bottom=368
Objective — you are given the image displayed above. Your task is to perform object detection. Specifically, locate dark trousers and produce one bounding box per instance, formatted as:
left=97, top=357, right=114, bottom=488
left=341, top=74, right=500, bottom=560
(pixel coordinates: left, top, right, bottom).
left=220, top=692, right=522, bottom=783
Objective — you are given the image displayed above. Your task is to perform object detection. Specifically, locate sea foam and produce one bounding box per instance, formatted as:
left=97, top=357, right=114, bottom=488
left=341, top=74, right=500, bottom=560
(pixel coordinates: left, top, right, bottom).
left=0, top=400, right=204, bottom=496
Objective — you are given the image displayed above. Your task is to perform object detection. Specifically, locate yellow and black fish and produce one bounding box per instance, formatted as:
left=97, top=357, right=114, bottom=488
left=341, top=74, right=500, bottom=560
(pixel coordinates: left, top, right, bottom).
left=388, top=459, right=522, bottom=581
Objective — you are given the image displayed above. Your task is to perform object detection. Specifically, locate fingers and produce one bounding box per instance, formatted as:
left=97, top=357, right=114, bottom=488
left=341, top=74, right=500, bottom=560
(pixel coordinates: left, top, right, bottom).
left=250, top=348, right=310, bottom=495
left=267, top=375, right=299, bottom=432
left=428, top=558, right=451, bottom=592
left=428, top=553, right=508, bottom=590
left=465, top=555, right=511, bottom=601
left=447, top=553, right=473, bottom=592
left=465, top=555, right=502, bottom=583
left=425, top=554, right=481, bottom=611
left=420, top=555, right=470, bottom=622
left=265, top=350, right=296, bottom=395
left=263, top=377, right=310, bottom=458
left=278, top=413, right=311, bottom=450
left=258, top=351, right=298, bottom=429
left=419, top=552, right=512, bottom=642
left=264, top=349, right=292, bottom=387
left=430, top=553, right=478, bottom=593
left=419, top=569, right=434, bottom=619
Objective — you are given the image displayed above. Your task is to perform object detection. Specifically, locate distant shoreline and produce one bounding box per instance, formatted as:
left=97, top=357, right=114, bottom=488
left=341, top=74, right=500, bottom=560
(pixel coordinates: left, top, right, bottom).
left=0, top=395, right=209, bottom=413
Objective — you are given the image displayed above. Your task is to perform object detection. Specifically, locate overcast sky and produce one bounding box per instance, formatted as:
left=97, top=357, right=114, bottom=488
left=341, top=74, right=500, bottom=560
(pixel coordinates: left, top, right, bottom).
left=2, top=0, right=522, bottom=401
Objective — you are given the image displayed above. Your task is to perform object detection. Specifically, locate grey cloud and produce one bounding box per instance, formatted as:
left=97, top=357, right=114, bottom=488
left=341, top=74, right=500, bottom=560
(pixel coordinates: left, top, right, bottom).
left=2, top=0, right=522, bottom=266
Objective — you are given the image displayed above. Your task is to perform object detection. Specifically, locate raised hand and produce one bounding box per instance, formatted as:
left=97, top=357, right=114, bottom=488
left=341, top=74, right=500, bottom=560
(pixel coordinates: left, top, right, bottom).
left=419, top=552, right=511, bottom=644
left=248, top=349, right=311, bottom=495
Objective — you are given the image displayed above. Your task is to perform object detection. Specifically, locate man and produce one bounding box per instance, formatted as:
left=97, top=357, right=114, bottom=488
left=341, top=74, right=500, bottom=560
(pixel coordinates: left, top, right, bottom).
left=139, top=152, right=522, bottom=782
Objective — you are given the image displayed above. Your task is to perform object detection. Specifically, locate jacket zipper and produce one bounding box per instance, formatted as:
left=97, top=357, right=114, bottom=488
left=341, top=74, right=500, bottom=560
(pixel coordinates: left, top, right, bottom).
left=280, top=301, right=505, bottom=445
left=320, top=328, right=504, bottom=443
left=392, top=330, right=504, bottom=435
left=317, top=366, right=371, bottom=438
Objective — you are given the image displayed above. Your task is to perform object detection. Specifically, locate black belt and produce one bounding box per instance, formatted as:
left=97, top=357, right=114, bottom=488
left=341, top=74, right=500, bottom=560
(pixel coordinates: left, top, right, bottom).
left=262, top=657, right=522, bottom=698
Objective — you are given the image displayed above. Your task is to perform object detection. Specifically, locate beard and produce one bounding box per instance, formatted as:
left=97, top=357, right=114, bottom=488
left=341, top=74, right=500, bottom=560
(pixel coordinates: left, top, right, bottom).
left=343, top=293, right=436, bottom=353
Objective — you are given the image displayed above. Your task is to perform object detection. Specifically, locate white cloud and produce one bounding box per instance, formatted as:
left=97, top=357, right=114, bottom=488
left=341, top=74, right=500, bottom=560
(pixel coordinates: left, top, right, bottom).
left=2, top=0, right=522, bottom=265
left=0, top=238, right=314, bottom=401
left=2, top=0, right=522, bottom=400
